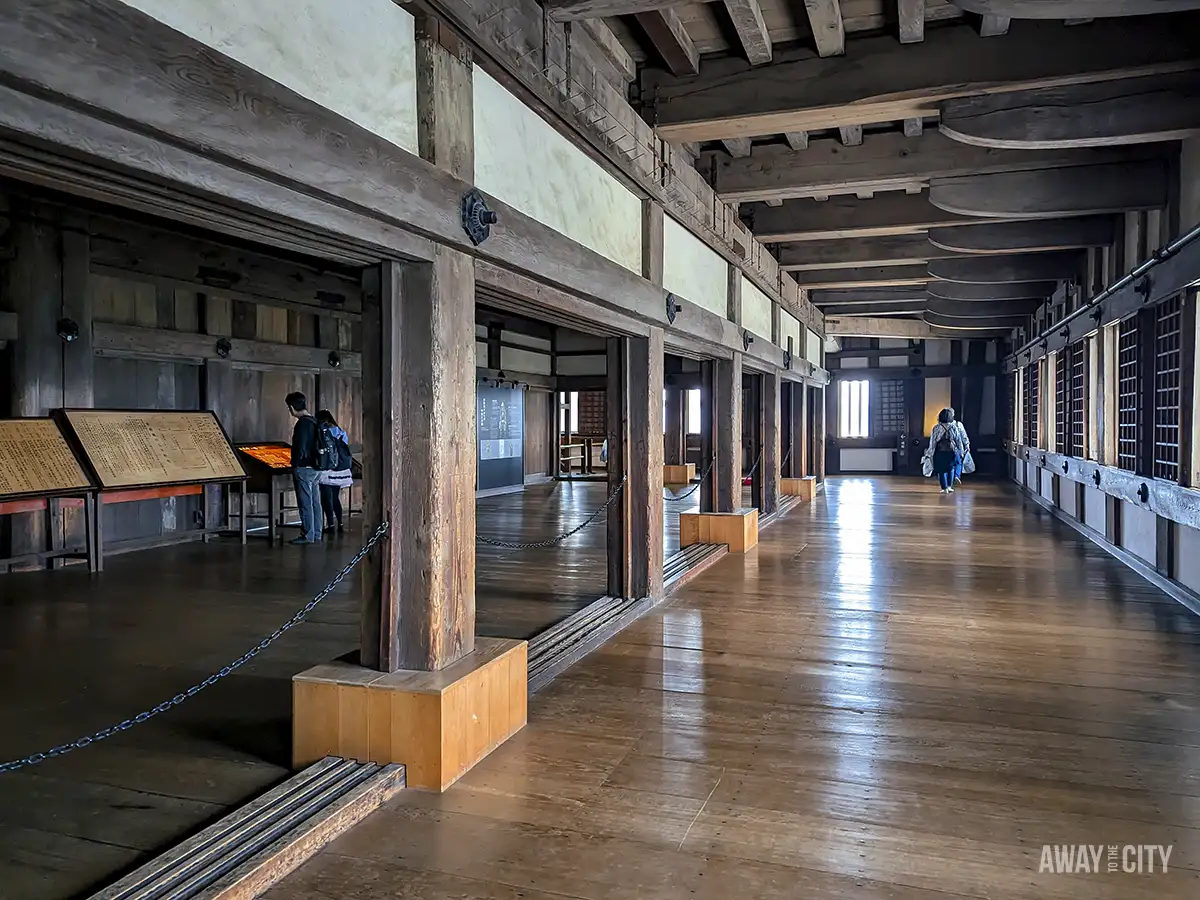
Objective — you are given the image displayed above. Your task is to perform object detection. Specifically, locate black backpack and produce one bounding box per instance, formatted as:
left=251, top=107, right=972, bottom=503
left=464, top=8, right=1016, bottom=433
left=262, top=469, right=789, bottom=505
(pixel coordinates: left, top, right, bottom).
left=935, top=423, right=955, bottom=454
left=314, top=422, right=340, bottom=471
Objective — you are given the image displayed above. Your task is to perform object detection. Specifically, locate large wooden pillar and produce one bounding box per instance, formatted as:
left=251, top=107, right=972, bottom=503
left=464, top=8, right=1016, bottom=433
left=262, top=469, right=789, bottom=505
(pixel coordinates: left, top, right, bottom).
left=664, top=384, right=684, bottom=465
left=716, top=353, right=743, bottom=512
left=699, top=359, right=717, bottom=512
left=606, top=332, right=664, bottom=599
left=747, top=374, right=763, bottom=511
left=762, top=371, right=781, bottom=515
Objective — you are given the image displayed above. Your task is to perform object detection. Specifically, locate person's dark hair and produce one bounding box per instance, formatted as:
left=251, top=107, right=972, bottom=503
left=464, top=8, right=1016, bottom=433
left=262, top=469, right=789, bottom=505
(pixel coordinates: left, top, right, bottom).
left=285, top=391, right=307, bottom=412
left=938, top=407, right=955, bottom=425
left=316, top=409, right=338, bottom=428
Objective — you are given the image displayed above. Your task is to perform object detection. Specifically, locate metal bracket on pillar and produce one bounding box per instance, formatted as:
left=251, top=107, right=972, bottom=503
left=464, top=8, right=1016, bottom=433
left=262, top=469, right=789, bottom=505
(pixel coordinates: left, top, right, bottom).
left=55, top=318, right=79, bottom=343
left=1058, top=325, right=1070, bottom=342
left=1093, top=469, right=1102, bottom=487
left=1138, top=482, right=1150, bottom=503
left=1089, top=304, right=1103, bottom=324
left=215, top=337, right=232, bottom=359
left=665, top=292, right=680, bottom=325
left=327, top=351, right=342, bottom=369
left=742, top=330, right=754, bottom=351
left=1062, top=460, right=1069, bottom=474
left=783, top=347, right=792, bottom=370
left=461, top=188, right=498, bottom=246
left=1135, top=275, right=1152, bottom=303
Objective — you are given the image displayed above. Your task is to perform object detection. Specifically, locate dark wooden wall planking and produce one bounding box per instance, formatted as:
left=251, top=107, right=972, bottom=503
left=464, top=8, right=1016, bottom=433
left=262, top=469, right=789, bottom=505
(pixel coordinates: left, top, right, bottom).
left=524, top=389, right=553, bottom=479
left=0, top=183, right=365, bottom=564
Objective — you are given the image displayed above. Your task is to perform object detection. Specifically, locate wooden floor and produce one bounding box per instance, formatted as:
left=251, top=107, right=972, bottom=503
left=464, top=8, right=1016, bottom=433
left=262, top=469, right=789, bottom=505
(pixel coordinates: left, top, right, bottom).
left=263, top=477, right=1200, bottom=900
left=0, top=481, right=698, bottom=900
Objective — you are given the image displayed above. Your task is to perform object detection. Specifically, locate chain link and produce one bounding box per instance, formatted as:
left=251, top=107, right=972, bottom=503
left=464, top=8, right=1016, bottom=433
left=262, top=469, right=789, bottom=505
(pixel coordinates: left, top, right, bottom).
left=0, top=521, right=391, bottom=776
left=781, top=444, right=793, bottom=469
left=744, top=449, right=764, bottom=480
left=663, top=457, right=716, bottom=502
left=477, top=476, right=627, bottom=549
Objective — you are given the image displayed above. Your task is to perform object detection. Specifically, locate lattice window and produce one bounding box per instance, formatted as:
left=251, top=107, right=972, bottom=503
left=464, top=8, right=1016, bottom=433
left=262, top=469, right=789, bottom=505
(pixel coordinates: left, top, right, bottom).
left=1023, top=364, right=1039, bottom=448
left=1117, top=316, right=1140, bottom=472
left=1153, top=296, right=1183, bottom=482
left=1070, top=341, right=1086, bottom=459
left=875, top=379, right=906, bottom=434
left=1055, top=350, right=1068, bottom=453
left=576, top=390, right=606, bottom=435
left=1007, top=372, right=1017, bottom=442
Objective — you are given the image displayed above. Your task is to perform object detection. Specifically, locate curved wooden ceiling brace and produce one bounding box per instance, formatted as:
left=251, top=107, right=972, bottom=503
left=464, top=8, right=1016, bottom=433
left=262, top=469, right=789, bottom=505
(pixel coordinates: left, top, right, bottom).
left=926, top=280, right=1056, bottom=301
left=928, top=251, right=1083, bottom=283
left=928, top=217, right=1116, bottom=254
left=927, top=298, right=1042, bottom=318
left=952, top=1, right=1200, bottom=17
left=939, top=73, right=1200, bottom=150
left=929, top=161, right=1168, bottom=218
left=924, top=310, right=1029, bottom=330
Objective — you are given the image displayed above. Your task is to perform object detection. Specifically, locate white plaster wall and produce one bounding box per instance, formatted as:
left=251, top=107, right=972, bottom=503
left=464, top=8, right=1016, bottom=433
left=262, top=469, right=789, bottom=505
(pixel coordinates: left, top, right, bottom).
left=662, top=218, right=727, bottom=316
left=805, top=329, right=822, bottom=365
left=879, top=355, right=909, bottom=367
left=500, top=346, right=551, bottom=376
left=1120, top=501, right=1157, bottom=564
left=1059, top=481, right=1078, bottom=519
left=1084, top=485, right=1106, bottom=532
left=839, top=357, right=870, bottom=369
left=474, top=69, right=641, bottom=273
left=741, top=277, right=773, bottom=339
left=475, top=341, right=488, bottom=367
left=840, top=449, right=894, bottom=472
left=879, top=338, right=909, bottom=350
left=926, top=340, right=952, bottom=365
left=556, top=355, right=607, bottom=376
left=121, top=0, right=418, bottom=154
left=780, top=311, right=801, bottom=354
left=1039, top=469, right=1054, bottom=503
left=1175, top=524, right=1200, bottom=593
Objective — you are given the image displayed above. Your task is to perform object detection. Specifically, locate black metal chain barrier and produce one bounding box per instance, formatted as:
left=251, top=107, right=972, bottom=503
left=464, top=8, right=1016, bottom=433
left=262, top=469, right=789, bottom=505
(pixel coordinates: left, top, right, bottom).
left=0, top=521, right=391, bottom=776
left=743, top=449, right=764, bottom=480
left=781, top=445, right=793, bottom=470
left=663, top=457, right=716, bottom=501
left=477, top=475, right=627, bottom=549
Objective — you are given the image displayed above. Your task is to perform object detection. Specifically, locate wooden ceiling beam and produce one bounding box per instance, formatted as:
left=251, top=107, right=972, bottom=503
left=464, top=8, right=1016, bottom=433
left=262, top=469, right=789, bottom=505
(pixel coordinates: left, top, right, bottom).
left=821, top=301, right=928, bottom=316
left=751, top=192, right=983, bottom=242
left=792, top=264, right=931, bottom=289
left=544, top=0, right=679, bottom=20
left=724, top=0, right=773, bottom=66
left=722, top=138, right=753, bottom=158
left=924, top=309, right=1028, bottom=330
left=811, top=287, right=929, bottom=306
left=928, top=251, right=1084, bottom=284
left=825, top=316, right=961, bottom=338
left=777, top=234, right=960, bottom=271
left=784, top=131, right=809, bottom=150
left=801, top=0, right=846, bottom=57
left=928, top=217, right=1116, bottom=254
left=714, top=130, right=1162, bottom=203
left=955, top=1, right=1200, bottom=18
left=640, top=17, right=1200, bottom=142
left=927, top=280, right=1056, bottom=301
left=929, top=159, right=1170, bottom=218
left=897, top=0, right=925, bottom=42
left=636, top=8, right=699, bottom=77
left=927, top=298, right=1042, bottom=318
left=939, top=72, right=1200, bottom=149
left=838, top=124, right=863, bottom=146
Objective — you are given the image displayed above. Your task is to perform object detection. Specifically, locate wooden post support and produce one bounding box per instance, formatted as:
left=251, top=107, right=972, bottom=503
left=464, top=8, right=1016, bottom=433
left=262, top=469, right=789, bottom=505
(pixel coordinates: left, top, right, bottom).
left=716, top=353, right=743, bottom=512
left=814, top=385, right=827, bottom=482
left=642, top=200, right=664, bottom=286
left=747, top=373, right=763, bottom=512
left=606, top=336, right=630, bottom=597
left=726, top=263, right=742, bottom=325
left=628, top=330, right=665, bottom=600
left=699, top=359, right=717, bottom=513
left=664, top=385, right=684, bottom=465
left=762, top=371, right=781, bottom=515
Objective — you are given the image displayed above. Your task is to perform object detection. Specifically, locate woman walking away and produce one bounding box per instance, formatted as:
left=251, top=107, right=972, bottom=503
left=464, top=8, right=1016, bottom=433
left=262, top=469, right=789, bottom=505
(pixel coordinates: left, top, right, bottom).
left=925, top=407, right=970, bottom=494
left=316, top=410, right=353, bottom=532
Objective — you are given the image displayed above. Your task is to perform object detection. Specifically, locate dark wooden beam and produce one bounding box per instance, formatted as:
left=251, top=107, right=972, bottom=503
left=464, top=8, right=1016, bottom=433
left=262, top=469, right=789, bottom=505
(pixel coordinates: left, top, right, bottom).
left=606, top=336, right=630, bottom=597
left=640, top=17, right=1200, bottom=142
left=0, top=311, right=16, bottom=348
left=762, top=371, right=781, bottom=515
left=545, top=0, right=679, bottom=19
left=699, top=359, right=717, bottom=511
left=825, top=316, right=979, bottom=338
left=750, top=192, right=980, bottom=241
left=724, top=0, right=773, bottom=66
left=926, top=298, right=1042, bottom=318
left=636, top=8, right=699, bottom=77
left=628, top=329, right=665, bottom=599
left=927, top=280, right=1056, bottom=301
left=929, top=160, right=1170, bottom=218
left=927, top=217, right=1117, bottom=254
left=713, top=131, right=1161, bottom=202
left=801, top=0, right=846, bottom=57
left=898, top=0, right=925, bottom=42
left=939, top=72, right=1200, bottom=149
left=793, top=264, right=931, bottom=289
left=716, top=353, right=743, bottom=512
left=778, top=234, right=960, bottom=270
left=641, top=200, right=665, bottom=286
left=956, top=0, right=1200, bottom=17
left=928, top=251, right=1084, bottom=284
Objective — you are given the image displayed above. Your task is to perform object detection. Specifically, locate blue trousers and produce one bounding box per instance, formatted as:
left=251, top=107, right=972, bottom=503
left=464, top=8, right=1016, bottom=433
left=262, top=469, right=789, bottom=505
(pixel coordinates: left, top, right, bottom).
left=293, top=467, right=323, bottom=542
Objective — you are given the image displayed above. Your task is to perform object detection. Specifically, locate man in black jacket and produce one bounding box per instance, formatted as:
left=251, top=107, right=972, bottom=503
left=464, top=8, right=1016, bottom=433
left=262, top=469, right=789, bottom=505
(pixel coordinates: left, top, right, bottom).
left=286, top=392, right=323, bottom=544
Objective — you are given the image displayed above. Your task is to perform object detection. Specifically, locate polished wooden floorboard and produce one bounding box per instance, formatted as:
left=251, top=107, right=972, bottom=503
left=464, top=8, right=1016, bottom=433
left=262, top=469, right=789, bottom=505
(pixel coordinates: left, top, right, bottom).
left=0, top=482, right=695, bottom=900
left=264, top=478, right=1200, bottom=900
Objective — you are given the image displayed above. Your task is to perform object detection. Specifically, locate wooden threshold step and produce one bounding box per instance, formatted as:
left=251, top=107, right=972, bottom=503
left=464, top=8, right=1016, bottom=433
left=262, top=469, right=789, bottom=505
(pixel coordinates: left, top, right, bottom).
left=89, top=756, right=404, bottom=900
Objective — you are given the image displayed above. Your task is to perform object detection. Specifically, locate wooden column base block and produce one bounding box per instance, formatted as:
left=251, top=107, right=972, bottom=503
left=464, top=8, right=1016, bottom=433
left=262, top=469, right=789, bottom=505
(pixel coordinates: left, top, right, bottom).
left=781, top=476, right=818, bottom=501
left=679, top=508, right=759, bottom=553
left=663, top=463, right=696, bottom=485
left=293, top=638, right=527, bottom=791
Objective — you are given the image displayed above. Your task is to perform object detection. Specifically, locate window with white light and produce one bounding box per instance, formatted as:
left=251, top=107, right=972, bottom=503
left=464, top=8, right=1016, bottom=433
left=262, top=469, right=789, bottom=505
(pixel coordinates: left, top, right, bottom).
left=839, top=379, right=870, bottom=438
left=687, top=390, right=700, bottom=434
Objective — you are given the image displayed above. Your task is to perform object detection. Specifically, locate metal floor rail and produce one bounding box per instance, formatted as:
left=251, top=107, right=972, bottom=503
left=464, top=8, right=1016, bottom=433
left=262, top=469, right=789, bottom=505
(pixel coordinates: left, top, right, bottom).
left=90, top=757, right=405, bottom=900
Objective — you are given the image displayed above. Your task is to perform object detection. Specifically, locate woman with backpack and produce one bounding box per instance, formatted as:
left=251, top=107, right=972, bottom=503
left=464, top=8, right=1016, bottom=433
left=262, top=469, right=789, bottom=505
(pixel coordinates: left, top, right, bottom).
left=315, top=410, right=353, bottom=532
left=925, top=407, right=971, bottom=494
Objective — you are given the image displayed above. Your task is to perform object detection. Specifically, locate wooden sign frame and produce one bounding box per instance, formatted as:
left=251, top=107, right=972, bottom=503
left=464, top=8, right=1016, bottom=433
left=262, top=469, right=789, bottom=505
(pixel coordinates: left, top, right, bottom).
left=53, top=408, right=247, bottom=492
left=0, top=416, right=96, bottom=502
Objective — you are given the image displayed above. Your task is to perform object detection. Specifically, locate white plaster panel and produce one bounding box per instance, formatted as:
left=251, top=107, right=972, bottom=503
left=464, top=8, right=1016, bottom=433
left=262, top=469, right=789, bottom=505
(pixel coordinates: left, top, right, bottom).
left=1039, top=469, right=1054, bottom=503
left=663, top=217, right=727, bottom=316
left=780, top=311, right=801, bottom=354
left=1084, top=485, right=1106, bottom=532
left=878, top=355, right=909, bottom=367
left=555, top=355, right=607, bottom=376
left=839, top=357, right=870, bottom=370
left=475, top=341, right=488, bottom=367
left=121, top=0, right=418, bottom=153
left=1120, top=501, right=1157, bottom=564
left=475, top=69, right=641, bottom=274
left=806, top=329, right=822, bottom=365
left=879, top=338, right=909, bottom=350
left=1175, top=523, right=1200, bottom=594
left=1059, top=481, right=1078, bottom=519
left=926, top=340, right=952, bottom=365
left=555, top=330, right=606, bottom=352
left=503, top=331, right=552, bottom=352
left=840, top=449, right=895, bottom=472
left=741, top=276, right=773, bottom=339
left=500, top=346, right=551, bottom=376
